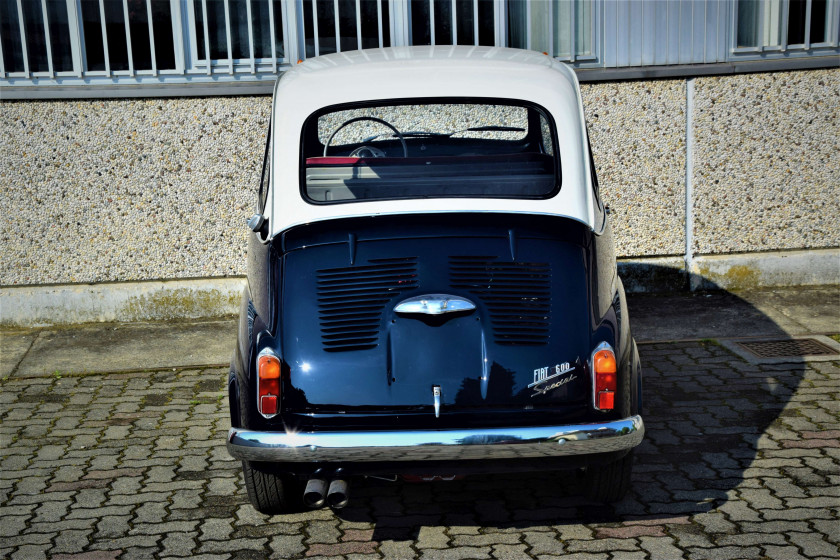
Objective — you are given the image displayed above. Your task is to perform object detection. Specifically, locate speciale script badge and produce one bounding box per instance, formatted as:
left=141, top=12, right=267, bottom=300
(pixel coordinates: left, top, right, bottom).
left=528, top=362, right=577, bottom=397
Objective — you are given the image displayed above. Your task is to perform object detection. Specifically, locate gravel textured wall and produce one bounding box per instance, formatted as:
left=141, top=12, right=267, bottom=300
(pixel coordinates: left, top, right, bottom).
left=692, top=68, right=840, bottom=254
left=581, top=80, right=686, bottom=257
left=1, top=68, right=836, bottom=287
left=1, top=97, right=270, bottom=285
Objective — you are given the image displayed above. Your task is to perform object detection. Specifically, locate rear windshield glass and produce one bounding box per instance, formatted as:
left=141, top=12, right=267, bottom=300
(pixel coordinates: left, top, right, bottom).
left=301, top=100, right=559, bottom=203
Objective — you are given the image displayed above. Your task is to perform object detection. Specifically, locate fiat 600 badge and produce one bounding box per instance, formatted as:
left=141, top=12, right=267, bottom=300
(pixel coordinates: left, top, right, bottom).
left=226, top=46, right=644, bottom=513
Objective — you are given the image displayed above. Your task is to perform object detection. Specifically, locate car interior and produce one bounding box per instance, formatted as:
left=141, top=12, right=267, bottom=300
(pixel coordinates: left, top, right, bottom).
left=302, top=102, right=559, bottom=202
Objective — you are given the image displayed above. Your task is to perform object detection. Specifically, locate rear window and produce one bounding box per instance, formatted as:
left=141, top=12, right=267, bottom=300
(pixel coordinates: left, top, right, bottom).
left=301, top=99, right=559, bottom=204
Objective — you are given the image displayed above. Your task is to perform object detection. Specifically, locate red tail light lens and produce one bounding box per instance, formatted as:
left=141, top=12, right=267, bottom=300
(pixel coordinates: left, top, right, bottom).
left=257, top=352, right=281, bottom=418
left=592, top=345, right=617, bottom=411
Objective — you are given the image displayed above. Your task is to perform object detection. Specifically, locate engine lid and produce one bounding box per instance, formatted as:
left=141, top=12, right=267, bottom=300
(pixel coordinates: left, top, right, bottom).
left=279, top=234, right=591, bottom=416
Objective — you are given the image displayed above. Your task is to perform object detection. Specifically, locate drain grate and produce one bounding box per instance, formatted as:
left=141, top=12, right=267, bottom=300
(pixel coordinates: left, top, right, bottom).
left=735, top=338, right=839, bottom=359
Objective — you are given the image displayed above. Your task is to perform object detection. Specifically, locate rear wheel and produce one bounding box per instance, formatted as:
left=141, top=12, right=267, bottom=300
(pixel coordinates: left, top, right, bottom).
left=585, top=450, right=634, bottom=502
left=242, top=460, right=302, bottom=514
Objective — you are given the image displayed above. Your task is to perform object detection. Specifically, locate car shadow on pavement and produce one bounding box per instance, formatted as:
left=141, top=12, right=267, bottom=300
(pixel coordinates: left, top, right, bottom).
left=335, top=272, right=812, bottom=541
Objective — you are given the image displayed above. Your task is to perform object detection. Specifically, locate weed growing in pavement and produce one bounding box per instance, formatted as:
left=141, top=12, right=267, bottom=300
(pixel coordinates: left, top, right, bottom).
left=699, top=338, right=722, bottom=347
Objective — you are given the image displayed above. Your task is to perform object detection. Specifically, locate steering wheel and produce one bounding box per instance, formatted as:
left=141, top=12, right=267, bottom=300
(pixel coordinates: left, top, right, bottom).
left=323, top=116, right=408, bottom=158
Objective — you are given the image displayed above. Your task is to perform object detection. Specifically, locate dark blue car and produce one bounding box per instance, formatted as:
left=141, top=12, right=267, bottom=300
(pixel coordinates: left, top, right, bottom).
left=226, top=46, right=644, bottom=514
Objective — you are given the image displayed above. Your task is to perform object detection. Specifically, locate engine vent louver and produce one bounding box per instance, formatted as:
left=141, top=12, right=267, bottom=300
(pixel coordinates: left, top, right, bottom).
left=317, top=257, right=418, bottom=352
left=450, top=256, right=551, bottom=346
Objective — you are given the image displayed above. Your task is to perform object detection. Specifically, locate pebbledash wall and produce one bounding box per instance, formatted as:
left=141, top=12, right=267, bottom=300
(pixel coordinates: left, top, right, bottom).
left=1, top=67, right=838, bottom=325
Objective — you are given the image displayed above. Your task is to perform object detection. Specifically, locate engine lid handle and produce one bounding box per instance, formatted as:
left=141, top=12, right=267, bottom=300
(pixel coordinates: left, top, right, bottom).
left=394, top=294, right=475, bottom=316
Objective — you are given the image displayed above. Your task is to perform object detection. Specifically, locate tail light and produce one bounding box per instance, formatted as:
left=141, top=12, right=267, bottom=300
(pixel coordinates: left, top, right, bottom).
left=592, top=342, right=617, bottom=411
left=257, top=350, right=281, bottom=418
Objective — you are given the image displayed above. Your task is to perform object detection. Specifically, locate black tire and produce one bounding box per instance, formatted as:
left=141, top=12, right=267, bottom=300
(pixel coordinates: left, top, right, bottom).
left=242, top=460, right=302, bottom=514
left=585, top=450, right=634, bottom=502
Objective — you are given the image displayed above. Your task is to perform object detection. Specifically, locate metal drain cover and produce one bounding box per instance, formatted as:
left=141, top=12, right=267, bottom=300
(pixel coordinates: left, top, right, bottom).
left=720, top=335, right=840, bottom=364
left=736, top=338, right=838, bottom=358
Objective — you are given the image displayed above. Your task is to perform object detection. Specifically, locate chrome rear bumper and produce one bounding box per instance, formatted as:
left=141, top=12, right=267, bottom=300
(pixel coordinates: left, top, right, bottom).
left=227, top=415, right=644, bottom=463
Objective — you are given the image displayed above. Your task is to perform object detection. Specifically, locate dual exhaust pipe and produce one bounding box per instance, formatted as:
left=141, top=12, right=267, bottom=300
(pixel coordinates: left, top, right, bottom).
left=303, top=478, right=349, bottom=509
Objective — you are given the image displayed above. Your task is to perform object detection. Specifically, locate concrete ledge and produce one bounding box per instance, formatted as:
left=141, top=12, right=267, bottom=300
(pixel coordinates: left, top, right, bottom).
left=690, top=248, right=840, bottom=291
left=619, top=248, right=840, bottom=293
left=0, top=277, right=245, bottom=327
left=618, top=256, right=689, bottom=293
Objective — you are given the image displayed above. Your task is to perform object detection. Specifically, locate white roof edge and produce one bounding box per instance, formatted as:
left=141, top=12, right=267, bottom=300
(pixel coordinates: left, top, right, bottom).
left=268, top=46, right=595, bottom=237
left=276, top=209, right=593, bottom=236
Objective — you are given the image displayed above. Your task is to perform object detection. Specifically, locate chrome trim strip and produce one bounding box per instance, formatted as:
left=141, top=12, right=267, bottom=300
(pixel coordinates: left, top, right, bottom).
left=227, top=415, right=644, bottom=463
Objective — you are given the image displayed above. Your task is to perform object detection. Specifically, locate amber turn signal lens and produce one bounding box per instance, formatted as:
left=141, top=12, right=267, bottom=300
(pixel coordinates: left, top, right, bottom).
left=593, top=350, right=617, bottom=375
left=258, top=355, right=281, bottom=380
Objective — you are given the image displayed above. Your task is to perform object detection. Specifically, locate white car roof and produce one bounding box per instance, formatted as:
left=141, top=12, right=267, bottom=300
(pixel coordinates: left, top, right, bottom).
left=266, top=45, right=595, bottom=237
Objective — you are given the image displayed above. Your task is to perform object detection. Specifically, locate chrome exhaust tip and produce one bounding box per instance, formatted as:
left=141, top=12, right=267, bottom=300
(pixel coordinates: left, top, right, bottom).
left=303, top=478, right=327, bottom=508
left=326, top=479, right=350, bottom=509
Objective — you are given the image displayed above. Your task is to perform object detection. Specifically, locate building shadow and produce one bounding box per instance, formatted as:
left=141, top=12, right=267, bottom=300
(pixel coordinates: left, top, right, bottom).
left=334, top=267, right=808, bottom=539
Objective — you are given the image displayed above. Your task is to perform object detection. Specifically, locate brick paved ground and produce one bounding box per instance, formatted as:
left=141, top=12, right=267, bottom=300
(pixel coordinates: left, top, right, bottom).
left=1, top=340, right=838, bottom=559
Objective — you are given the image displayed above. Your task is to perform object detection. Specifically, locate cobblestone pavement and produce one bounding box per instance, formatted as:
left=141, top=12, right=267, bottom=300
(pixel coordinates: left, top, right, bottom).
left=1, top=340, right=838, bottom=559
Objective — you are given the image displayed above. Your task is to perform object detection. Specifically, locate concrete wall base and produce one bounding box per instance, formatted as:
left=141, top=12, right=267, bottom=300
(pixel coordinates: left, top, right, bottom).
left=618, top=248, right=839, bottom=293
left=1, top=248, right=837, bottom=327
left=0, top=278, right=246, bottom=327
left=689, top=249, right=840, bottom=291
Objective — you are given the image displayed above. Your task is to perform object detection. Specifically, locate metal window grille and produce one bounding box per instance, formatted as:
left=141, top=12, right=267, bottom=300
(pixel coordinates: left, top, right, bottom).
left=733, top=0, right=840, bottom=52
left=1, top=0, right=838, bottom=97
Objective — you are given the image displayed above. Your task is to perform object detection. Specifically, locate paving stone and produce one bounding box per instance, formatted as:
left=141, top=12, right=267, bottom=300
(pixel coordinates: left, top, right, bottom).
left=450, top=534, right=521, bottom=547
left=812, top=519, right=840, bottom=543
left=131, top=521, right=199, bottom=535
left=717, top=532, right=787, bottom=546
left=762, top=508, right=835, bottom=520
left=761, top=545, right=809, bottom=560
left=28, top=519, right=97, bottom=534
left=119, top=546, right=161, bottom=560
left=536, top=553, right=607, bottom=560
left=490, top=543, right=529, bottom=559
left=269, top=534, right=306, bottom=558
left=160, top=531, right=198, bottom=557
left=52, top=552, right=120, bottom=560
left=196, top=537, right=267, bottom=553
left=639, top=536, right=683, bottom=560
left=787, top=532, right=840, bottom=558
left=11, top=545, right=48, bottom=560
left=95, top=514, right=133, bottom=539
left=306, top=520, right=342, bottom=544
left=306, top=542, right=379, bottom=556
left=378, top=540, right=417, bottom=559
left=0, top=515, right=30, bottom=538
left=762, top=477, right=808, bottom=498
left=200, top=518, right=234, bottom=540
left=783, top=496, right=840, bottom=508
left=51, top=528, right=94, bottom=554
left=716, top=499, right=761, bottom=522
left=565, top=538, right=640, bottom=553
left=418, top=547, right=492, bottom=560
left=687, top=545, right=763, bottom=559
left=89, top=536, right=160, bottom=550
left=32, top=499, right=72, bottom=523
left=557, top=525, right=594, bottom=541
left=66, top=505, right=134, bottom=519
left=523, top=531, right=562, bottom=555
left=416, top=526, right=450, bottom=549
left=738, top=488, right=785, bottom=510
